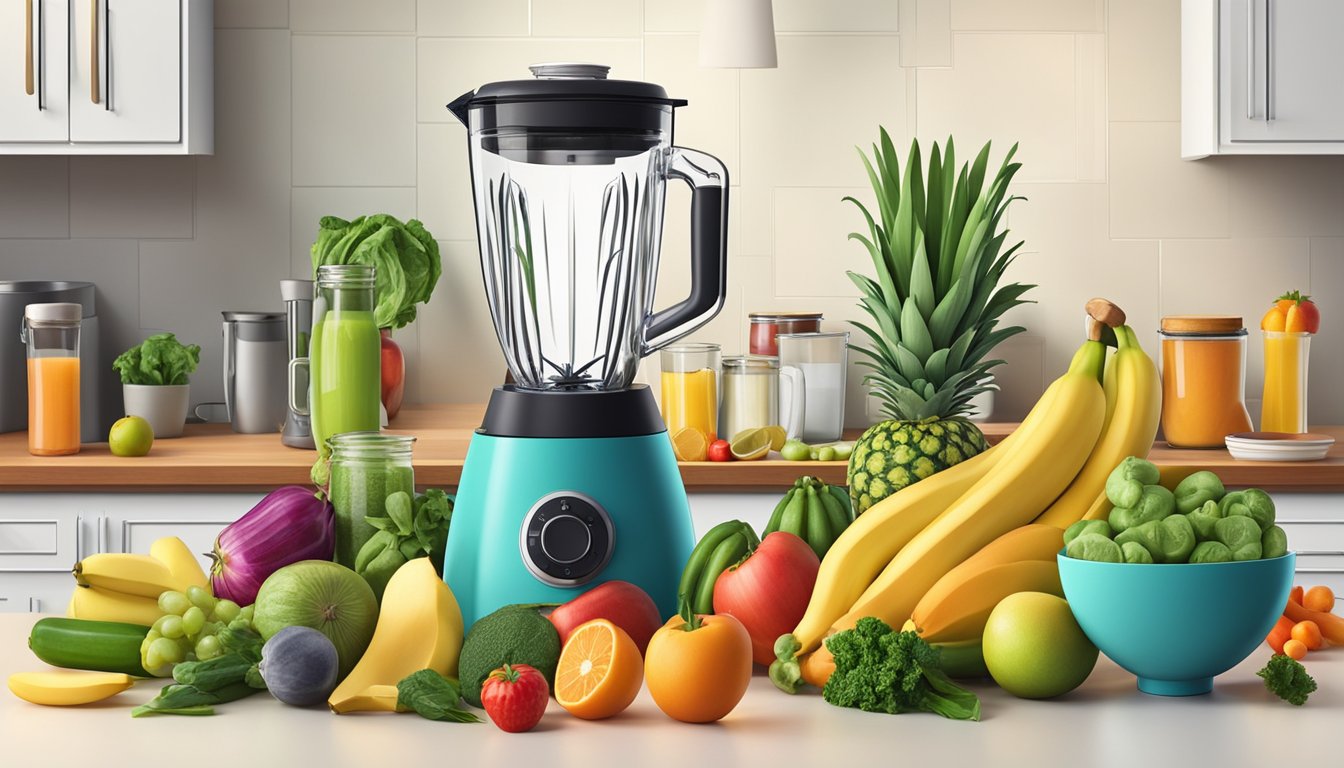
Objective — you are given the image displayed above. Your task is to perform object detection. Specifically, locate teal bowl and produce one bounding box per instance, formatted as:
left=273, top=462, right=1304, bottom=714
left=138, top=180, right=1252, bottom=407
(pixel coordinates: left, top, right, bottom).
left=1057, top=552, right=1294, bottom=696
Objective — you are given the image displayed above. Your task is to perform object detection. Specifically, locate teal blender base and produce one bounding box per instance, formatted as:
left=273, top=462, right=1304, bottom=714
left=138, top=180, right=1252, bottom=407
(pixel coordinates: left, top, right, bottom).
left=445, top=430, right=695, bottom=630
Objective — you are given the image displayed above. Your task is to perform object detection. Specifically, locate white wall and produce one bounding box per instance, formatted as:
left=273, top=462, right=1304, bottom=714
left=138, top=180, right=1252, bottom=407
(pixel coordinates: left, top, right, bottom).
left=2, top=0, right=1341, bottom=428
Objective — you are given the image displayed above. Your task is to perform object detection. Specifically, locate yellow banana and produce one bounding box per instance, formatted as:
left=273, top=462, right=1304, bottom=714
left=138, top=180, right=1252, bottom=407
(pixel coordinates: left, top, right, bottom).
left=1036, top=325, right=1161, bottom=527
left=910, top=523, right=1064, bottom=639
left=148, top=537, right=210, bottom=592
left=332, top=684, right=401, bottom=713
left=7, top=671, right=134, bottom=706
left=912, top=560, right=1064, bottom=643
left=768, top=386, right=1060, bottom=693
left=831, top=340, right=1106, bottom=643
left=68, top=585, right=164, bottom=626
left=329, top=558, right=464, bottom=713
left=73, top=553, right=180, bottom=599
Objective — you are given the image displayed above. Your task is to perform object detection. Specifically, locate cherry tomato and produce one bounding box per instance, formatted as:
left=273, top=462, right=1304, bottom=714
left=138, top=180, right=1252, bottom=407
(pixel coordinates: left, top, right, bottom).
left=707, top=439, right=732, bottom=462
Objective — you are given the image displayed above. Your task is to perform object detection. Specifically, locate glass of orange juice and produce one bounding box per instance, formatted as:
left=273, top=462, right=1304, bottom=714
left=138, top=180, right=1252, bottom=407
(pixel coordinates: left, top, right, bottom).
left=22, top=303, right=82, bottom=456
left=660, top=343, right=720, bottom=442
left=1261, top=331, right=1311, bottom=433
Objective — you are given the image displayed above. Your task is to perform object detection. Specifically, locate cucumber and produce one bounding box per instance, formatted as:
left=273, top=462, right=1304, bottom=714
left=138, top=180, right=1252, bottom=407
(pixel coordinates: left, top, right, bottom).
left=29, top=617, right=151, bottom=677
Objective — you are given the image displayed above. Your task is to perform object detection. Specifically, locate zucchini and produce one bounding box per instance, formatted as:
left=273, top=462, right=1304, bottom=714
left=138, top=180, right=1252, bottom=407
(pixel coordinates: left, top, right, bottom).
left=29, top=617, right=151, bottom=677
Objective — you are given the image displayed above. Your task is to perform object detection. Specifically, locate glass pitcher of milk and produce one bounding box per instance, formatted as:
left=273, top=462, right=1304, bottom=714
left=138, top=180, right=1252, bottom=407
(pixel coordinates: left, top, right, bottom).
left=778, top=332, right=849, bottom=443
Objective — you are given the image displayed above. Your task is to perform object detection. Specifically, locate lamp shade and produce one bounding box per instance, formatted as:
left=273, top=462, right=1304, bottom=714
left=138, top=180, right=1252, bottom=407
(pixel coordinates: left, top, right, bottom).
left=699, top=0, right=777, bottom=68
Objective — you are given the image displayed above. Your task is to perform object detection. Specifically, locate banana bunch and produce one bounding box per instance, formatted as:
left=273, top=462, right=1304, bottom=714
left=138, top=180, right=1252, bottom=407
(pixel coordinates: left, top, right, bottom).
left=770, top=301, right=1163, bottom=693
left=763, top=477, right=854, bottom=559
left=68, top=537, right=211, bottom=625
left=678, top=520, right=759, bottom=615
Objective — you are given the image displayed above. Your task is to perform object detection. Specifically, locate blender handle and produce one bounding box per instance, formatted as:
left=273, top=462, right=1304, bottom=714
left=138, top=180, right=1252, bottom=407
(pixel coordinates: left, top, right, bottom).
left=288, top=357, right=309, bottom=416
left=641, top=147, right=729, bottom=354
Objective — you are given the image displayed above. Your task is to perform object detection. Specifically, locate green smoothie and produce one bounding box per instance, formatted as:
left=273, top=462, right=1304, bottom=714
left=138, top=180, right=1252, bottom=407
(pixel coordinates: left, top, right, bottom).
left=329, top=458, right=415, bottom=570
left=310, top=308, right=381, bottom=454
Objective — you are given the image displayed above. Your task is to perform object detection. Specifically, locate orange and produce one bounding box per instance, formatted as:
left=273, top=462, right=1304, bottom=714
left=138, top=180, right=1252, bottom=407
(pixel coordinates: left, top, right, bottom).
left=555, top=619, right=643, bottom=720
left=644, top=613, right=752, bottom=723
left=671, top=426, right=708, bottom=461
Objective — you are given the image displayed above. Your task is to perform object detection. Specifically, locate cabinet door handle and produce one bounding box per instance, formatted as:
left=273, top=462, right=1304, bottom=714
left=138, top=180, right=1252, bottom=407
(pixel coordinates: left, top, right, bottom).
left=89, top=0, right=99, bottom=104
left=1265, top=0, right=1273, bottom=121
left=75, top=515, right=84, bottom=561
left=24, top=0, right=34, bottom=96
left=103, top=3, right=112, bottom=111
left=1246, top=0, right=1255, bottom=119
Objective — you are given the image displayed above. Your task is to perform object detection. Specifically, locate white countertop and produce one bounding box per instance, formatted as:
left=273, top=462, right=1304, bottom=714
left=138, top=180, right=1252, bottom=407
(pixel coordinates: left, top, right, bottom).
left=1, top=613, right=1338, bottom=767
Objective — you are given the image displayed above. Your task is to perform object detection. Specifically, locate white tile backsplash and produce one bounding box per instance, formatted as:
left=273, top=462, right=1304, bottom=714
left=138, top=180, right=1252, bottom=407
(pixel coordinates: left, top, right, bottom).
left=5, top=2, right=1344, bottom=428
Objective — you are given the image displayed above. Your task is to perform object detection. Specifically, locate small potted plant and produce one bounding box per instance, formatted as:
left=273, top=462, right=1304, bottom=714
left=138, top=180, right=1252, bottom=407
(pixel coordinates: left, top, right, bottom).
left=113, top=333, right=201, bottom=439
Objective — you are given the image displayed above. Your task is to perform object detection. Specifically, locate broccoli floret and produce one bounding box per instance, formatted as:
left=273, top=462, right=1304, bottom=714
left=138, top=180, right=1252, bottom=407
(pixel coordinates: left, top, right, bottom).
left=821, top=617, right=980, bottom=720
left=1257, top=654, right=1316, bottom=706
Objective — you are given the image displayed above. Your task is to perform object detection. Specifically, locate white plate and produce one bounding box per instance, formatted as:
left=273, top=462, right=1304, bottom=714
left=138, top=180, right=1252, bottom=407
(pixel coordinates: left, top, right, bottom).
left=1224, top=432, right=1334, bottom=461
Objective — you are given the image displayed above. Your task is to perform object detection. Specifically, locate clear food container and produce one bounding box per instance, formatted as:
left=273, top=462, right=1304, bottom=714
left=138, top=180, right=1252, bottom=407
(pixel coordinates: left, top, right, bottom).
left=22, top=302, right=81, bottom=456
left=328, top=432, right=416, bottom=570
left=749, top=312, right=823, bottom=357
left=660, top=343, right=720, bottom=441
left=1159, top=316, right=1253, bottom=448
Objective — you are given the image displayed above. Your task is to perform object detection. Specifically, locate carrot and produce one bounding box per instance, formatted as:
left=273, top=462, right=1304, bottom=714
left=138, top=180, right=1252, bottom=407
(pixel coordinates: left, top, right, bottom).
left=1303, top=585, right=1335, bottom=614
left=800, top=645, right=836, bottom=689
left=1292, top=621, right=1324, bottom=651
left=1283, top=638, right=1308, bottom=660
left=1290, top=585, right=1304, bottom=605
left=1284, top=598, right=1344, bottom=646
left=1267, top=615, right=1295, bottom=654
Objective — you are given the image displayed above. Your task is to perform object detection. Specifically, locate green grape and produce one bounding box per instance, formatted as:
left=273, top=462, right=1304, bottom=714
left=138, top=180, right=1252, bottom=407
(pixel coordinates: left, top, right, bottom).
left=144, top=629, right=161, bottom=644
left=197, top=621, right=220, bottom=638
left=151, top=615, right=171, bottom=634
left=228, top=618, right=250, bottom=631
left=238, top=604, right=254, bottom=622
left=144, top=644, right=165, bottom=672
left=186, top=585, right=217, bottom=614
left=157, top=590, right=191, bottom=616
left=150, top=637, right=184, bottom=665
left=212, top=599, right=241, bottom=624
left=194, top=635, right=222, bottom=660
left=159, top=615, right=185, bottom=639
left=181, top=606, right=206, bottom=635
left=818, top=446, right=837, bottom=462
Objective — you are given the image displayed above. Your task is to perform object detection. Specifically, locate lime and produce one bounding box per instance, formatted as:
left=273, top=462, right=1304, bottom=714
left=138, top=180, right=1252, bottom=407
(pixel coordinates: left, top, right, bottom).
left=780, top=440, right=811, bottom=462
left=763, top=425, right=787, bottom=451
left=671, top=426, right=708, bottom=461
left=730, top=427, right=771, bottom=461
left=982, top=592, right=1098, bottom=699
left=108, top=415, right=154, bottom=457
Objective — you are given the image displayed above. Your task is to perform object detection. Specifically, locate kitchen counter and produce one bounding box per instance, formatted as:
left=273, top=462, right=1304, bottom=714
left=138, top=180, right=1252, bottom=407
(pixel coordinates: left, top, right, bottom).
left=1, top=405, right=1342, bottom=491
left=0, top=613, right=1336, bottom=767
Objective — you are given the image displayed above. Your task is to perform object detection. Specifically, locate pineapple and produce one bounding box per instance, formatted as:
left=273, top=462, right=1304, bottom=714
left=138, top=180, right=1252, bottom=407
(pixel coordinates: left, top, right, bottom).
left=845, top=130, right=1034, bottom=514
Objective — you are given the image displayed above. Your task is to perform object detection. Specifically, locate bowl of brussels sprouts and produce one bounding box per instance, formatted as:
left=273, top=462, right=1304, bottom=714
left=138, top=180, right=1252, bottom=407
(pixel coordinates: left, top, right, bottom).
left=1056, top=461, right=1295, bottom=697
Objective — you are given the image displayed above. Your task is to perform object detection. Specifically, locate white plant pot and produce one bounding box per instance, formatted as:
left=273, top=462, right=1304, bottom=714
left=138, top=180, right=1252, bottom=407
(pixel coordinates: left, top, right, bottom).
left=122, top=384, right=191, bottom=439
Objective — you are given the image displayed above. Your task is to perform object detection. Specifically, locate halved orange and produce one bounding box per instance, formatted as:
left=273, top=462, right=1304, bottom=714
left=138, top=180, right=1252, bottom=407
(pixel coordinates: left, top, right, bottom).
left=555, top=619, right=643, bottom=720
left=671, top=426, right=708, bottom=461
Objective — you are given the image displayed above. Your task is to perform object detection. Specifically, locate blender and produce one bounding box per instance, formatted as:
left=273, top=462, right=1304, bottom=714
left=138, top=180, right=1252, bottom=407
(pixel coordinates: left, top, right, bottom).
left=444, top=64, right=729, bottom=628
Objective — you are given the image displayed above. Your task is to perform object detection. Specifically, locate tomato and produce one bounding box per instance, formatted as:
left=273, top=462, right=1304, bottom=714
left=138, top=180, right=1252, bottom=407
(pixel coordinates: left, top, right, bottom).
left=707, top=439, right=732, bottom=462
left=644, top=612, right=752, bottom=723
left=548, top=580, right=663, bottom=654
left=712, top=532, right=820, bottom=665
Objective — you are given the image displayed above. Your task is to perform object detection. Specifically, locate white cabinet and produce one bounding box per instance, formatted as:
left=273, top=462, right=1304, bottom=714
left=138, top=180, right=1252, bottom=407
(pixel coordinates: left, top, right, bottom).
left=1183, top=0, right=1344, bottom=157
left=0, top=0, right=211, bottom=154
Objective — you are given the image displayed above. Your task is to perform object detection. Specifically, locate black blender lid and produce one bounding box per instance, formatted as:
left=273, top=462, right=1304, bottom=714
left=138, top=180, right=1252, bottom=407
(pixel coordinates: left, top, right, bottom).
left=460, top=63, right=685, bottom=108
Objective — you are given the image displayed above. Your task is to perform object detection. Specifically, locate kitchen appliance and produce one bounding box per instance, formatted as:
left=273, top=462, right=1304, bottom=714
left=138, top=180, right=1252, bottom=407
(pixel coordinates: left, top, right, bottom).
left=444, top=64, right=729, bottom=628
left=281, top=279, right=315, bottom=448
left=22, top=303, right=82, bottom=456
left=0, top=281, right=105, bottom=443
left=778, top=331, right=850, bottom=443
left=221, top=311, right=288, bottom=434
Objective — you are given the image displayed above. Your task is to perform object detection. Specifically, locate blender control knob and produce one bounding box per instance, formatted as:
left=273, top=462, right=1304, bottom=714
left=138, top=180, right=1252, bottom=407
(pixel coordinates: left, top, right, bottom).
left=520, top=491, right=614, bottom=587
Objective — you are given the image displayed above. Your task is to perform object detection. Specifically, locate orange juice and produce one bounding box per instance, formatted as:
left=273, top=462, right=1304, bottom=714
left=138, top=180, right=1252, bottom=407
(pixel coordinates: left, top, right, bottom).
left=28, top=356, right=80, bottom=455
left=1159, top=316, right=1253, bottom=448
left=1261, top=331, right=1310, bottom=433
left=661, top=369, right=717, bottom=441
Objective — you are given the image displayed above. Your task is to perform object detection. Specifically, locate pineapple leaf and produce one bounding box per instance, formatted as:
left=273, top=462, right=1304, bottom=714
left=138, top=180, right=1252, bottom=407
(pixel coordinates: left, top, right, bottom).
left=925, top=348, right=950, bottom=387
left=908, top=238, right=935, bottom=319
left=967, top=142, right=992, bottom=209
left=899, top=298, right=934, bottom=361
left=893, top=342, right=927, bottom=382
left=857, top=149, right=893, bottom=234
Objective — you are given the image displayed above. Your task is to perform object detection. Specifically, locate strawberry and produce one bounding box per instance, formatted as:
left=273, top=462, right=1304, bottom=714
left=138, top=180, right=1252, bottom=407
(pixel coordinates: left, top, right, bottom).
left=481, top=663, right=550, bottom=733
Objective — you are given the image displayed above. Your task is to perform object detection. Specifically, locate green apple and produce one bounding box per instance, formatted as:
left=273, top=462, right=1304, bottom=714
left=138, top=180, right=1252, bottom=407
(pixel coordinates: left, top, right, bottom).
left=982, top=591, right=1098, bottom=699
left=109, top=415, right=154, bottom=457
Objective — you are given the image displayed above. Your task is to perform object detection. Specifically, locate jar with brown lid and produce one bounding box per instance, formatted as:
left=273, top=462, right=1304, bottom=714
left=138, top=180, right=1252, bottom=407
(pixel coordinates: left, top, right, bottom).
left=748, top=312, right=823, bottom=357
left=1158, top=316, right=1253, bottom=448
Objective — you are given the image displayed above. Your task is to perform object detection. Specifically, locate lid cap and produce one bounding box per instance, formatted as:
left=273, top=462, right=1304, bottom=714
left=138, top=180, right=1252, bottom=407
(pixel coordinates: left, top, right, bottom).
left=1161, top=315, right=1244, bottom=334
left=24, top=302, right=82, bottom=324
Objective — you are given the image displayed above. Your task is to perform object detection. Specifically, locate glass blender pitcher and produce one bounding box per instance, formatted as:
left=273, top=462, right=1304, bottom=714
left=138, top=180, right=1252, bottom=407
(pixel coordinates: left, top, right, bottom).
left=444, top=64, right=729, bottom=628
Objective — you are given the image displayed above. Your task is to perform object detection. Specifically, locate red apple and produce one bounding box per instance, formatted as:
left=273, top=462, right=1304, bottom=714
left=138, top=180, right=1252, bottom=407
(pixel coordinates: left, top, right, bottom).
left=380, top=330, right=405, bottom=420
left=713, top=531, right=820, bottom=665
left=548, top=580, right=663, bottom=655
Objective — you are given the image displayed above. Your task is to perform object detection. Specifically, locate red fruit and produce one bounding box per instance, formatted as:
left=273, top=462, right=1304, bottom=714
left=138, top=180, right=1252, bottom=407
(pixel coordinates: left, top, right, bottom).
left=380, top=330, right=406, bottom=420
left=712, top=531, right=820, bottom=665
left=1276, top=290, right=1321, bottom=334
left=707, top=439, right=732, bottom=462
left=481, top=664, right=549, bottom=733
left=548, top=580, right=662, bottom=654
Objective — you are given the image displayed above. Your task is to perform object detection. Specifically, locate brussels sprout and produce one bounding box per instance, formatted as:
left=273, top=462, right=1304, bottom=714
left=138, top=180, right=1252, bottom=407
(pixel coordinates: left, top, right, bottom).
left=1220, top=488, right=1276, bottom=533
left=1066, top=533, right=1124, bottom=563
left=1109, top=484, right=1176, bottom=533
left=1186, top=499, right=1224, bottom=541
left=1063, top=519, right=1113, bottom=547
left=1105, top=456, right=1162, bottom=509
left=1189, top=540, right=1233, bottom=564
left=1158, top=514, right=1197, bottom=563
left=1214, top=515, right=1263, bottom=561
left=1261, top=525, right=1289, bottom=560
left=1115, top=520, right=1163, bottom=562
left=1121, top=541, right=1154, bottom=564
left=1173, top=470, right=1225, bottom=514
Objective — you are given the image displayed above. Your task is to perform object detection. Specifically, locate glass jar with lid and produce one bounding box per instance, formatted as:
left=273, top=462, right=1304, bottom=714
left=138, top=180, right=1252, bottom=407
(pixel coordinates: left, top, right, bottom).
left=749, top=312, right=823, bottom=357
left=22, top=302, right=82, bottom=456
left=327, top=432, right=416, bottom=570
left=1158, top=316, right=1254, bottom=448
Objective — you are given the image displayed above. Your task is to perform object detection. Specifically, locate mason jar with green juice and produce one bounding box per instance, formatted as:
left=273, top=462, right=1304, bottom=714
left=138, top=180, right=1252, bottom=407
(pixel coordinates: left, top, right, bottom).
left=328, top=432, right=416, bottom=569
